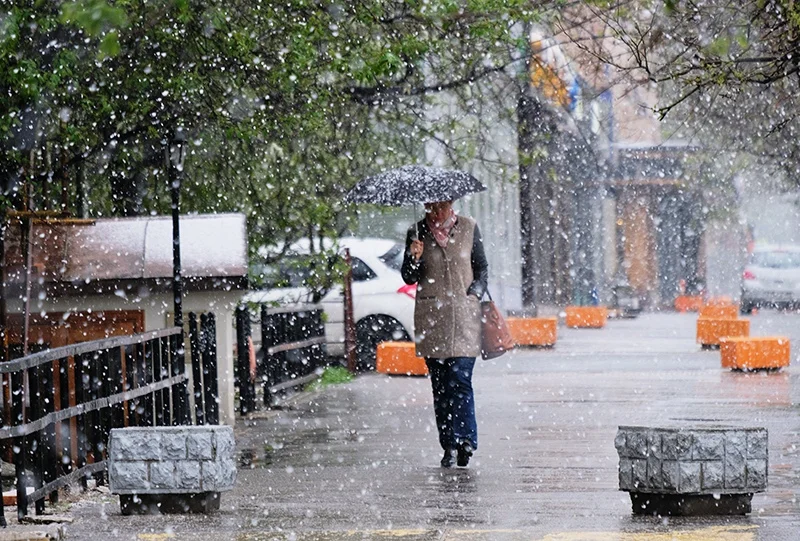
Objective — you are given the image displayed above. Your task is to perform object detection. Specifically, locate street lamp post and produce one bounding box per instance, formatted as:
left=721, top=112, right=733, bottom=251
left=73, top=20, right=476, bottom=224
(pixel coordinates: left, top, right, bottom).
left=170, top=129, right=186, bottom=328
left=169, top=128, right=190, bottom=425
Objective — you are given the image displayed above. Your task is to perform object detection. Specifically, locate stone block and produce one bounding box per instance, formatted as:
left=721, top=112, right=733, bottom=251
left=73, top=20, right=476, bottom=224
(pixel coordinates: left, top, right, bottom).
left=627, top=431, right=648, bottom=459
left=694, top=433, right=724, bottom=460
left=678, top=462, right=701, bottom=493
left=632, top=459, right=647, bottom=489
left=747, top=430, right=768, bottom=459
left=215, top=429, right=235, bottom=459
left=187, top=431, right=214, bottom=460
left=618, top=459, right=633, bottom=490
left=614, top=432, right=627, bottom=457
left=646, top=457, right=662, bottom=489
left=218, top=458, right=237, bottom=488
left=725, top=432, right=746, bottom=461
left=162, top=432, right=188, bottom=460
left=725, top=455, right=746, bottom=489
left=702, top=461, right=724, bottom=490
left=662, top=461, right=679, bottom=491
left=662, top=432, right=692, bottom=460
left=176, top=461, right=203, bottom=490
left=747, top=459, right=768, bottom=489
left=109, top=461, right=148, bottom=491
left=109, top=431, right=161, bottom=461
left=150, top=462, right=177, bottom=489
left=202, top=461, right=220, bottom=491
left=647, top=433, right=662, bottom=459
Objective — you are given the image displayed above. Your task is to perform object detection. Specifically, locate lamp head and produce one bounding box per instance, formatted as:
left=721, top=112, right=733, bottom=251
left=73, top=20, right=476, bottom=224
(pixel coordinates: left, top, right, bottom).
left=170, top=127, right=187, bottom=170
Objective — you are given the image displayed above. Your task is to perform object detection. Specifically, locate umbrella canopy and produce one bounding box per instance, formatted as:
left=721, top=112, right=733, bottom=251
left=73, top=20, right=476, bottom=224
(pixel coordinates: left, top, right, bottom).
left=345, top=165, right=487, bottom=206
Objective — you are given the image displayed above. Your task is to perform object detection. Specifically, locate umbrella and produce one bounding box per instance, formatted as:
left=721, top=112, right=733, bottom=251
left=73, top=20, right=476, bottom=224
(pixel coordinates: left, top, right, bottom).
left=344, top=165, right=487, bottom=206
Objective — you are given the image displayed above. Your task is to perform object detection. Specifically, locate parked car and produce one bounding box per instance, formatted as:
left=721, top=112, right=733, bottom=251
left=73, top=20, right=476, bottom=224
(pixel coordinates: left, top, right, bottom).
left=245, top=237, right=415, bottom=370
left=740, top=244, right=800, bottom=313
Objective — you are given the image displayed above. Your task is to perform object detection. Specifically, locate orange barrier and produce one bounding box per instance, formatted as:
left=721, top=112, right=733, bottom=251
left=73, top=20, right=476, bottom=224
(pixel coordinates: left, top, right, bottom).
left=720, top=336, right=791, bottom=370
left=674, top=295, right=703, bottom=313
left=376, top=341, right=428, bottom=376
left=565, top=306, right=608, bottom=329
left=699, top=304, right=738, bottom=319
left=507, top=317, right=557, bottom=347
left=707, top=296, right=734, bottom=306
left=696, top=318, right=750, bottom=347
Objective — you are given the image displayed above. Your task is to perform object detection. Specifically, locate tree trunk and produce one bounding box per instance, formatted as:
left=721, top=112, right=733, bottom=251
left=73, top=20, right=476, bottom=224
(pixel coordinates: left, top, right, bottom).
left=517, top=60, right=557, bottom=314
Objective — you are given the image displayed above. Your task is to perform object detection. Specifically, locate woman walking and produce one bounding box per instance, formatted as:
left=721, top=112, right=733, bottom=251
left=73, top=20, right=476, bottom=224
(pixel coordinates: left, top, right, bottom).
left=401, top=200, right=488, bottom=468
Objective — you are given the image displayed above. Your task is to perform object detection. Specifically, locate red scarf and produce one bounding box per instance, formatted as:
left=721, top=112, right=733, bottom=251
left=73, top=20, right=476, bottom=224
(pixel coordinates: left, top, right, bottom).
left=427, top=210, right=457, bottom=248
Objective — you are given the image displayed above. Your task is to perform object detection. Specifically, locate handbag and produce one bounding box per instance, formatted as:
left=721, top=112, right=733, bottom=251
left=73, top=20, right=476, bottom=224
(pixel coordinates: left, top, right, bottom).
left=480, top=290, right=514, bottom=360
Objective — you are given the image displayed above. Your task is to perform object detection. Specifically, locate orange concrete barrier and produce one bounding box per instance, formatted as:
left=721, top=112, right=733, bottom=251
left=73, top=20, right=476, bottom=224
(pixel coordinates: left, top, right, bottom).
left=696, top=317, right=750, bottom=347
left=507, top=317, right=557, bottom=347
left=674, top=295, right=703, bottom=313
left=720, top=336, right=791, bottom=370
left=565, top=306, right=608, bottom=329
left=376, top=341, right=428, bottom=376
left=699, top=304, right=738, bottom=319
left=707, top=296, right=734, bottom=306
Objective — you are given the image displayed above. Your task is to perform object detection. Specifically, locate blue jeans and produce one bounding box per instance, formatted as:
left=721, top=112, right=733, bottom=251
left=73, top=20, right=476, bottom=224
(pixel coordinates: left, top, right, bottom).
left=425, top=357, right=477, bottom=451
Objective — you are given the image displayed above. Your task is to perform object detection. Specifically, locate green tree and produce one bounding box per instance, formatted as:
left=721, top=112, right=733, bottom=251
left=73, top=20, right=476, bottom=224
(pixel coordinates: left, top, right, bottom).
left=2, top=0, right=544, bottom=279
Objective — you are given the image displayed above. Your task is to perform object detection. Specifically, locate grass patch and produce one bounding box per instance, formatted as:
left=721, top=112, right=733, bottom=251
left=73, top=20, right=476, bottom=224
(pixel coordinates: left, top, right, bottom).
left=305, top=365, right=353, bottom=392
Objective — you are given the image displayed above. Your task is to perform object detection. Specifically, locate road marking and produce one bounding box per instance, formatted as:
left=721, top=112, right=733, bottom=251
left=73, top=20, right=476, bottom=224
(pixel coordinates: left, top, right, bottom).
left=538, top=525, right=757, bottom=541
left=137, top=534, right=176, bottom=541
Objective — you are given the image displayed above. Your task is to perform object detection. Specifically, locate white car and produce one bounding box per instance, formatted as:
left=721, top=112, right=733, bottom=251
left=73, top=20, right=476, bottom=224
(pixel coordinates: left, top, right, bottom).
left=245, top=237, right=416, bottom=370
left=740, top=244, right=800, bottom=313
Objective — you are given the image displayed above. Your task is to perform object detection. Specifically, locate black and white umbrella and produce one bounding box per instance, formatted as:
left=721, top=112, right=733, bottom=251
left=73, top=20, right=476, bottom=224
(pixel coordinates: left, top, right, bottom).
left=345, top=165, right=487, bottom=206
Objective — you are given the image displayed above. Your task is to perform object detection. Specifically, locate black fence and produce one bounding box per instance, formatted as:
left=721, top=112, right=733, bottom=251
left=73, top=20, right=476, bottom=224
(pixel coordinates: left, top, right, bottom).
left=188, top=312, right=219, bottom=426
left=236, top=304, right=327, bottom=414
left=0, top=323, right=218, bottom=524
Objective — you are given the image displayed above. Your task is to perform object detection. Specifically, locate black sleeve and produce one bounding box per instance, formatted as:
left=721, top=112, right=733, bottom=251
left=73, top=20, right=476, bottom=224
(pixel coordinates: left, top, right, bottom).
left=467, top=224, right=489, bottom=299
left=401, top=227, right=421, bottom=285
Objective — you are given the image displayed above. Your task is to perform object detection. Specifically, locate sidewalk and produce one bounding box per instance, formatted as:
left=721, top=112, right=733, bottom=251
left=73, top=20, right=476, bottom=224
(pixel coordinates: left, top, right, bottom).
left=62, top=312, right=800, bottom=539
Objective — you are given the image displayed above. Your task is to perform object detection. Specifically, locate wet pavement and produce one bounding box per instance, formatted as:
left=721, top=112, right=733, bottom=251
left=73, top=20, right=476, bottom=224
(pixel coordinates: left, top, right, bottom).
left=63, top=311, right=800, bottom=540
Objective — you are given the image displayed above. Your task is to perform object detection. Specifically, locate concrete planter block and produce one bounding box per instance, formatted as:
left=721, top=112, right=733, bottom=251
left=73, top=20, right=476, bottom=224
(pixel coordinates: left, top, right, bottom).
left=376, top=341, right=428, bottom=376
left=565, top=306, right=608, bottom=329
left=108, top=426, right=237, bottom=515
left=506, top=317, right=557, bottom=347
left=696, top=318, right=749, bottom=348
left=699, top=304, right=737, bottom=319
left=674, top=295, right=703, bottom=313
left=616, top=426, right=767, bottom=516
left=720, top=337, right=790, bottom=371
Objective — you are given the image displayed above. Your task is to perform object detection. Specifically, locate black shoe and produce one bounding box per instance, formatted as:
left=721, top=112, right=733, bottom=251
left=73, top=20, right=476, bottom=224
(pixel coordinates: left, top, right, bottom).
left=457, top=442, right=474, bottom=467
left=440, top=449, right=457, bottom=468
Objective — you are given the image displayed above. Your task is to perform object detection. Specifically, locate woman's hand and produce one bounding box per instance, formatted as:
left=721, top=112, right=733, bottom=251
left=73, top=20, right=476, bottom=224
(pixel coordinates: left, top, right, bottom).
left=410, top=239, right=424, bottom=261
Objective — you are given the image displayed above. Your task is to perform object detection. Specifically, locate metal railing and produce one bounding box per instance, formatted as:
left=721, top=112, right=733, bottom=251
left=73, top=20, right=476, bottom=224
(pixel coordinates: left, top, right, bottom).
left=188, top=312, right=219, bottom=426
left=236, top=304, right=327, bottom=414
left=0, top=321, right=218, bottom=524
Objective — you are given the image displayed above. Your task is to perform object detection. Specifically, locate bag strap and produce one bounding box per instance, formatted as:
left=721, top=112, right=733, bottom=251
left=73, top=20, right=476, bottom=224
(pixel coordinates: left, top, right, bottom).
left=483, top=288, right=492, bottom=302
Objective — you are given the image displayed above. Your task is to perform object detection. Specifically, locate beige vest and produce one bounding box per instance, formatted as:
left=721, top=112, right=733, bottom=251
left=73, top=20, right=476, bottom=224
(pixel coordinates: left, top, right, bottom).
left=414, top=216, right=481, bottom=358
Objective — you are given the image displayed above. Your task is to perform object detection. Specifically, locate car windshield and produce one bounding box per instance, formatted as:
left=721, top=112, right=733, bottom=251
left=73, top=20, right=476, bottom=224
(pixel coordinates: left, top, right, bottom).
left=378, top=243, right=404, bottom=271
left=751, top=251, right=800, bottom=269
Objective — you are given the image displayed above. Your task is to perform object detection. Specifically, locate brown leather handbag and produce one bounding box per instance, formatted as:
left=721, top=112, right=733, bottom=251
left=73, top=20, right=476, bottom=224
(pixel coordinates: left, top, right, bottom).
left=480, top=290, right=514, bottom=360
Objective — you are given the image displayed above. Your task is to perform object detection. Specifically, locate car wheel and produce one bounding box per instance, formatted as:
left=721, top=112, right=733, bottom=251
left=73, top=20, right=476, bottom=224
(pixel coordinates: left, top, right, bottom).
left=355, top=315, right=410, bottom=372
left=740, top=301, right=755, bottom=315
